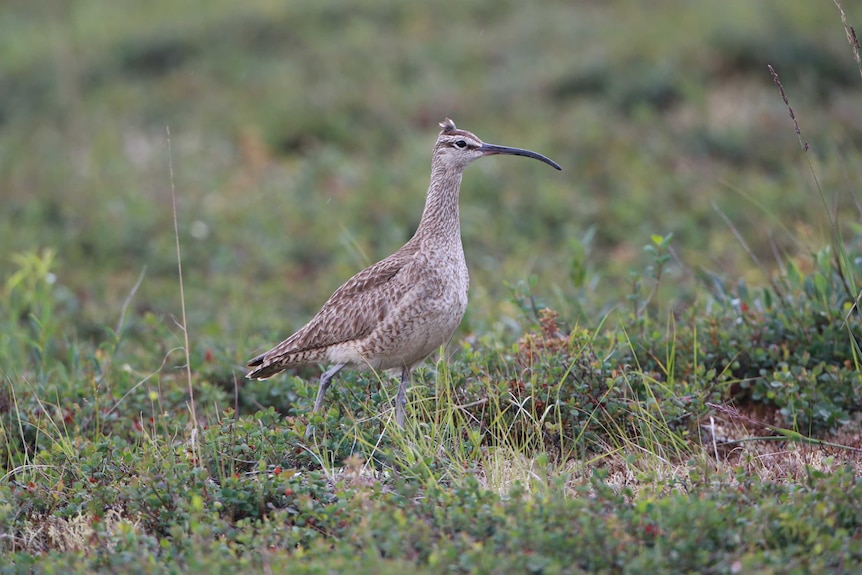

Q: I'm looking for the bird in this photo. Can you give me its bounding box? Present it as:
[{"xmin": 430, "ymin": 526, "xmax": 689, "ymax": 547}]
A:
[{"xmin": 246, "ymin": 118, "xmax": 561, "ymax": 428}]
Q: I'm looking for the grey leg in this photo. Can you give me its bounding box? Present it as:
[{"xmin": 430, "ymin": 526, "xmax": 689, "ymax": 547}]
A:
[
  {"xmin": 306, "ymin": 363, "xmax": 345, "ymax": 439},
  {"xmin": 313, "ymin": 363, "xmax": 345, "ymax": 413},
  {"xmin": 396, "ymin": 367, "xmax": 410, "ymax": 428}
]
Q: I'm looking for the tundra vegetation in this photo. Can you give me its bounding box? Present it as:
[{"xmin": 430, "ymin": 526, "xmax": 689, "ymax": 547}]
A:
[{"xmin": 2, "ymin": 1, "xmax": 861, "ymax": 573}]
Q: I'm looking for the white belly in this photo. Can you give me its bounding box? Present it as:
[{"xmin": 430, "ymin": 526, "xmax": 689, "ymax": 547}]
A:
[
  {"xmin": 325, "ymin": 240, "xmax": 470, "ymax": 372},
  {"xmin": 353, "ymin": 262, "xmax": 469, "ymax": 370}
]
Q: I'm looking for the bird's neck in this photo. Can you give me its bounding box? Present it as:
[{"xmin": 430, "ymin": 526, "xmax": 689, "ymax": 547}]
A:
[{"xmin": 413, "ymin": 165, "xmax": 464, "ymax": 246}]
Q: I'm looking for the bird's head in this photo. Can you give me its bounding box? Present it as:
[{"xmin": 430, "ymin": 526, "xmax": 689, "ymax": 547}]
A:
[{"xmin": 432, "ymin": 118, "xmax": 561, "ymax": 172}]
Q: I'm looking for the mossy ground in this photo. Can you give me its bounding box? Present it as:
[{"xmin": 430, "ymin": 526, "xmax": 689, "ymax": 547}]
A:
[{"xmin": 2, "ymin": 1, "xmax": 862, "ymax": 573}]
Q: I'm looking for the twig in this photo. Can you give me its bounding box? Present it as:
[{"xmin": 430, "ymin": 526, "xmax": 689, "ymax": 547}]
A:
[
  {"xmin": 711, "ymin": 202, "xmax": 761, "ymax": 266},
  {"xmin": 706, "ymin": 402, "xmax": 862, "ymax": 453},
  {"xmin": 711, "ymin": 201, "xmax": 785, "ymax": 301},
  {"xmin": 166, "ymin": 125, "xmax": 200, "ymax": 455},
  {"xmin": 834, "ymin": 0, "xmax": 862, "ymax": 82},
  {"xmin": 767, "ymin": 65, "xmax": 808, "ymax": 152},
  {"xmin": 115, "ymin": 266, "xmax": 147, "ymax": 337},
  {"xmin": 108, "ymin": 347, "xmax": 184, "ymax": 415}
]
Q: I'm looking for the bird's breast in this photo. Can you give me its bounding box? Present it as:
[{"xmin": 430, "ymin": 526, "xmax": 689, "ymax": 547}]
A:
[{"xmin": 351, "ymin": 248, "xmax": 469, "ymax": 371}]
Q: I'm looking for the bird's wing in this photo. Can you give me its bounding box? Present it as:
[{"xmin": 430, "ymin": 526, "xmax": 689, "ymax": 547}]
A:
[{"xmin": 247, "ymin": 247, "xmax": 418, "ymax": 369}]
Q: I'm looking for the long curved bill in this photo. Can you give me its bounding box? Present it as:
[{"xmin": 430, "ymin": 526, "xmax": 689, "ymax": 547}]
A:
[{"xmin": 479, "ymin": 143, "xmax": 562, "ymax": 171}]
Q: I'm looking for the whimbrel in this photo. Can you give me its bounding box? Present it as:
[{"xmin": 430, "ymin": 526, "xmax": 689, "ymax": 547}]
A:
[{"xmin": 247, "ymin": 118, "xmax": 560, "ymax": 427}]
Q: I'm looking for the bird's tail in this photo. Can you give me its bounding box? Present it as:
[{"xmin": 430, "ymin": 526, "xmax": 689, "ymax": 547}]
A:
[{"xmin": 245, "ymin": 354, "xmax": 284, "ymax": 380}]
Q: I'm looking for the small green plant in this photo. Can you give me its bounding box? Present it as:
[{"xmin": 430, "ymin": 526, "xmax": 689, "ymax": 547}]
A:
[
  {"xmin": 2, "ymin": 249, "xmax": 64, "ymax": 376},
  {"xmin": 702, "ymin": 245, "xmax": 862, "ymax": 433},
  {"xmin": 629, "ymin": 233, "xmax": 674, "ymax": 321}
]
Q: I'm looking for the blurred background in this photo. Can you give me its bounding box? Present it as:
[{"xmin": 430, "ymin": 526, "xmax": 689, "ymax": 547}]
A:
[{"xmin": 2, "ymin": 0, "xmax": 860, "ymax": 370}]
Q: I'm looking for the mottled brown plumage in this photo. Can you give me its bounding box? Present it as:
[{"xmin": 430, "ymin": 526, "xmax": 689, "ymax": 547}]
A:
[{"xmin": 247, "ymin": 118, "xmax": 560, "ymax": 427}]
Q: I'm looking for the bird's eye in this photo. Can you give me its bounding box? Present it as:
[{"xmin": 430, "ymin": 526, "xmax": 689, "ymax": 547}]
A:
[{"xmin": 455, "ymin": 140, "xmax": 467, "ymax": 149}]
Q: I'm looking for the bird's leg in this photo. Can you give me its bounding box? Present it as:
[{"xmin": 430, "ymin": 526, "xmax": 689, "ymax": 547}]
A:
[
  {"xmin": 306, "ymin": 364, "xmax": 345, "ymax": 440},
  {"xmin": 396, "ymin": 366, "xmax": 411, "ymax": 428},
  {"xmin": 313, "ymin": 363, "xmax": 345, "ymax": 414}
]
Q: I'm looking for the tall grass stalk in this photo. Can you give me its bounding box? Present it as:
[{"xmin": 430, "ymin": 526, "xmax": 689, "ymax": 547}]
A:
[
  {"xmin": 767, "ymin": 62, "xmax": 862, "ymax": 371},
  {"xmin": 166, "ymin": 126, "xmax": 200, "ymax": 463}
]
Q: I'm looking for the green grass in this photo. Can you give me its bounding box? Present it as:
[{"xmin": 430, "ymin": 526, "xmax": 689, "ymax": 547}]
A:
[{"xmin": 2, "ymin": 0, "xmax": 862, "ymax": 572}]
